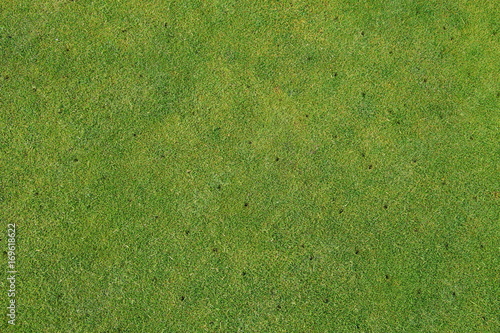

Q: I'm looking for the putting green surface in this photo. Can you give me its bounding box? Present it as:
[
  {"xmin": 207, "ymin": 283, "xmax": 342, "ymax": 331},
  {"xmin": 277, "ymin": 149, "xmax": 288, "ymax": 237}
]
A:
[{"xmin": 1, "ymin": 0, "xmax": 499, "ymax": 332}]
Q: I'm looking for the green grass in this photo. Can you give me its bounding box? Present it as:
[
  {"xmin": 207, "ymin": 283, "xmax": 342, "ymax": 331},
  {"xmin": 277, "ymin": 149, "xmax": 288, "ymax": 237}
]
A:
[{"xmin": 1, "ymin": 0, "xmax": 499, "ymax": 332}]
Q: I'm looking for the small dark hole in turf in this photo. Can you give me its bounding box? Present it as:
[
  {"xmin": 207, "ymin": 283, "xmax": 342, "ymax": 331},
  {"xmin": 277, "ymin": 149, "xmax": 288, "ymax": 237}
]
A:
[
  {"xmin": 300, "ymin": 244, "xmax": 305, "ymax": 248},
  {"xmin": 242, "ymin": 271, "xmax": 246, "ymax": 276},
  {"xmin": 275, "ymin": 157, "xmax": 280, "ymax": 161},
  {"xmin": 361, "ymin": 153, "xmax": 365, "ymax": 157},
  {"xmin": 324, "ymin": 298, "xmax": 329, "ymax": 303},
  {"xmin": 383, "ymin": 205, "xmax": 388, "ymax": 209},
  {"xmin": 412, "ymin": 159, "xmax": 417, "ymax": 163},
  {"xmin": 309, "ymin": 255, "xmax": 314, "ymax": 260},
  {"xmin": 4, "ymin": 76, "xmax": 9, "ymax": 80},
  {"xmin": 452, "ymin": 291, "xmax": 456, "ymax": 297},
  {"xmin": 334, "ymin": 16, "xmax": 339, "ymax": 21},
  {"xmin": 216, "ymin": 185, "xmax": 221, "ymax": 190},
  {"xmin": 154, "ymin": 216, "xmax": 159, "ymax": 219},
  {"xmin": 133, "ymin": 133, "xmax": 137, "ymax": 137},
  {"xmin": 389, "ymin": 50, "xmax": 393, "ymax": 54},
  {"xmin": 185, "ymin": 230, "xmax": 190, "ymax": 235},
  {"xmin": 34, "ymin": 192, "xmax": 39, "ymax": 196},
  {"xmin": 305, "ymin": 114, "xmax": 309, "ymax": 118},
  {"xmin": 277, "ymin": 305, "xmax": 281, "ymax": 309},
  {"xmin": 73, "ymin": 158, "xmax": 78, "ymax": 162},
  {"xmin": 355, "ymin": 249, "xmax": 359, "ymax": 254},
  {"xmin": 244, "ymin": 202, "xmax": 248, "ymax": 207},
  {"xmin": 334, "ymin": 72, "xmax": 338, "ymax": 77},
  {"xmin": 470, "ymin": 136, "xmax": 474, "ymax": 140},
  {"xmin": 339, "ymin": 209, "xmax": 344, "ymax": 214},
  {"xmin": 87, "ymin": 205, "xmax": 91, "ymax": 209},
  {"xmin": 212, "ymin": 248, "xmax": 218, "ymax": 253},
  {"xmin": 480, "ymin": 244, "xmax": 484, "ymax": 249},
  {"xmin": 356, "ymin": 324, "xmax": 360, "ymax": 329},
  {"xmin": 450, "ymin": 37, "xmax": 454, "ymax": 41},
  {"xmin": 368, "ymin": 165, "xmax": 373, "ymax": 169},
  {"xmin": 482, "ymin": 316, "xmax": 486, "ymax": 321},
  {"xmin": 66, "ymin": 48, "xmax": 70, "ymax": 52},
  {"xmin": 361, "ymin": 31, "xmax": 365, "ymax": 36},
  {"xmin": 417, "ymin": 289, "xmax": 422, "ymax": 295},
  {"xmin": 385, "ymin": 274, "xmax": 390, "ymax": 280},
  {"xmin": 248, "ymin": 141, "xmax": 252, "ymax": 144},
  {"xmin": 443, "ymin": 26, "xmax": 446, "ymax": 30},
  {"xmin": 180, "ymin": 296, "xmax": 185, "ymax": 301},
  {"xmin": 423, "ymin": 78, "xmax": 427, "ymax": 83},
  {"xmin": 361, "ymin": 92, "xmax": 366, "ymax": 98}
]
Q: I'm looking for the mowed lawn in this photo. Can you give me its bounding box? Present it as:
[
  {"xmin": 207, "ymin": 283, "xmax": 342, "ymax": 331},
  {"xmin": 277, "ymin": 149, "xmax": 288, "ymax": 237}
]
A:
[{"xmin": 1, "ymin": 0, "xmax": 499, "ymax": 332}]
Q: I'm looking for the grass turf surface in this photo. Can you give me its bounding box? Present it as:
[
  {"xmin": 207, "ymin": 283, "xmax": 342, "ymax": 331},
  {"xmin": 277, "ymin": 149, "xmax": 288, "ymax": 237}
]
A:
[{"xmin": 1, "ymin": 0, "xmax": 499, "ymax": 332}]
